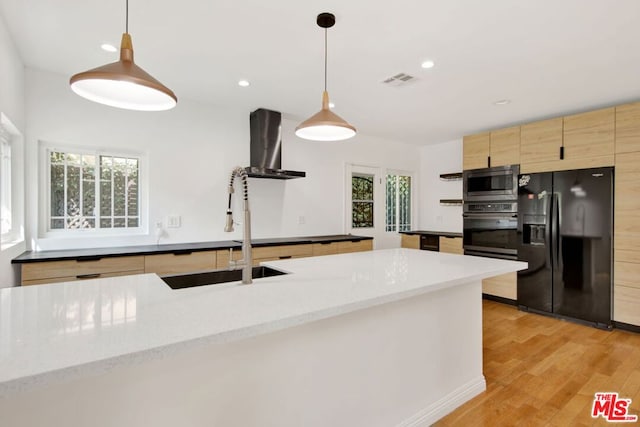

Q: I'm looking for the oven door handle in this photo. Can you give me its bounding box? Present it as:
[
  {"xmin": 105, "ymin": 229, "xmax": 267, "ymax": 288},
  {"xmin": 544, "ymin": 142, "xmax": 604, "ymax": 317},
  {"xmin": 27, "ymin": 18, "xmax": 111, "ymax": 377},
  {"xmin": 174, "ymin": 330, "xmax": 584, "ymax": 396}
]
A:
[
  {"xmin": 464, "ymin": 249, "xmax": 518, "ymax": 261},
  {"xmin": 463, "ymin": 245, "xmax": 517, "ymax": 256},
  {"xmin": 462, "ymin": 214, "xmax": 517, "ymax": 220}
]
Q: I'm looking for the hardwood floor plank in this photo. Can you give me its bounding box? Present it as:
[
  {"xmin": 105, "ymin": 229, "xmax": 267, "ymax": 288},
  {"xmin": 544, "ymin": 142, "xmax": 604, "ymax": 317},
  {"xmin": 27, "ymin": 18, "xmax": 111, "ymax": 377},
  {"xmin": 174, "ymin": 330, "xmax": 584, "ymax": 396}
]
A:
[{"xmin": 435, "ymin": 300, "xmax": 640, "ymax": 426}]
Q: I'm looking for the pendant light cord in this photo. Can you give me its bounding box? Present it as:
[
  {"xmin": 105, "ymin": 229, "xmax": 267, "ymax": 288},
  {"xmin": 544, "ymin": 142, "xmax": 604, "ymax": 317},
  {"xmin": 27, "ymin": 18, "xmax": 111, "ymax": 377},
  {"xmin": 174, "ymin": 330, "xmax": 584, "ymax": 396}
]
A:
[
  {"xmin": 324, "ymin": 28, "xmax": 328, "ymax": 92},
  {"xmin": 125, "ymin": 0, "xmax": 129, "ymax": 33}
]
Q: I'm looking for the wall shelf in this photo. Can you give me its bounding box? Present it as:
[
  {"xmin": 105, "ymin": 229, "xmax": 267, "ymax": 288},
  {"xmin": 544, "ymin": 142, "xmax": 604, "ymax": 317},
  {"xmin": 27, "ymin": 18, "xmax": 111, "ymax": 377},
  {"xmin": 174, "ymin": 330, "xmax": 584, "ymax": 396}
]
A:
[
  {"xmin": 439, "ymin": 172, "xmax": 463, "ymax": 181},
  {"xmin": 439, "ymin": 199, "xmax": 463, "ymax": 206}
]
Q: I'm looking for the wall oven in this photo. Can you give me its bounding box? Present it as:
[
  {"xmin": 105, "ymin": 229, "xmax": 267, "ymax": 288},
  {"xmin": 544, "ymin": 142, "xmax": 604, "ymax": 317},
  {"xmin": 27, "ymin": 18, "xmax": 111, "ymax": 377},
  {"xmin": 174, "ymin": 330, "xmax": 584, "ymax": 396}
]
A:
[
  {"xmin": 463, "ymin": 201, "xmax": 518, "ymax": 260},
  {"xmin": 463, "ymin": 165, "xmax": 519, "ymax": 202}
]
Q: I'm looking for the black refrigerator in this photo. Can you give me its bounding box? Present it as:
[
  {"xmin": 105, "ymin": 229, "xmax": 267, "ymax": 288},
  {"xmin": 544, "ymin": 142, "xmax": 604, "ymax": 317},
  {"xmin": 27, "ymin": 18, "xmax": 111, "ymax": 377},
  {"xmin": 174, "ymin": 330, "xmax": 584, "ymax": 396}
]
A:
[{"xmin": 517, "ymin": 167, "xmax": 613, "ymax": 328}]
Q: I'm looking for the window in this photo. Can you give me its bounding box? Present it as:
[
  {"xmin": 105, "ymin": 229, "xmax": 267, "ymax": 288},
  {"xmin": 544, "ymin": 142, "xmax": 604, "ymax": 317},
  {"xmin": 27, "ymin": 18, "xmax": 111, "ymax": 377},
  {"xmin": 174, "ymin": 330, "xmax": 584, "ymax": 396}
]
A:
[
  {"xmin": 351, "ymin": 173, "xmax": 374, "ymax": 228},
  {"xmin": 0, "ymin": 123, "xmax": 11, "ymax": 237},
  {"xmin": 386, "ymin": 174, "xmax": 412, "ymax": 232},
  {"xmin": 47, "ymin": 148, "xmax": 140, "ymax": 231}
]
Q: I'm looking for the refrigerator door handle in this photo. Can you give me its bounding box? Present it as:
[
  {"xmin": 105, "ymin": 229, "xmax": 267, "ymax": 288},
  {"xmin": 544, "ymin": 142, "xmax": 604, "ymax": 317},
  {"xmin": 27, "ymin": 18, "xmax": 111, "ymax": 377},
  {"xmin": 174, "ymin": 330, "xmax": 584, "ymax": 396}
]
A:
[
  {"xmin": 554, "ymin": 193, "xmax": 562, "ymax": 271},
  {"xmin": 545, "ymin": 193, "xmax": 552, "ymax": 268}
]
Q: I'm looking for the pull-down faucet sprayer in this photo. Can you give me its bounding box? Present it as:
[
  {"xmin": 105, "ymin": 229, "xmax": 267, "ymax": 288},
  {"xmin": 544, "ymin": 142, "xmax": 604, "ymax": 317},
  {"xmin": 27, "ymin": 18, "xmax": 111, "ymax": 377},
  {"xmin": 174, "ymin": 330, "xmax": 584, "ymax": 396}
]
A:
[{"xmin": 224, "ymin": 167, "xmax": 253, "ymax": 284}]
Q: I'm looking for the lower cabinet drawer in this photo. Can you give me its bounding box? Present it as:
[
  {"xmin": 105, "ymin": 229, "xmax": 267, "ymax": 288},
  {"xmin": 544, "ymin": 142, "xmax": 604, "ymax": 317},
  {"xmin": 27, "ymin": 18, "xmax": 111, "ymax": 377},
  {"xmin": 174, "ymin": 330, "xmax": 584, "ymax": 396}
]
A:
[
  {"xmin": 252, "ymin": 244, "xmax": 313, "ymax": 260},
  {"xmin": 337, "ymin": 240, "xmax": 373, "ymax": 253},
  {"xmin": 21, "ymin": 256, "xmax": 145, "ymax": 283},
  {"xmin": 439, "ymin": 236, "xmax": 463, "ymax": 255},
  {"xmin": 482, "ymin": 272, "xmax": 517, "ymax": 300},
  {"xmin": 614, "ymin": 285, "xmax": 640, "ymax": 326},
  {"xmin": 400, "ymin": 235, "xmax": 420, "ymax": 249},
  {"xmin": 144, "ymin": 251, "xmax": 217, "ymax": 275},
  {"xmin": 312, "ymin": 242, "xmax": 340, "ymax": 257},
  {"xmin": 21, "ymin": 270, "xmax": 145, "ymax": 286}
]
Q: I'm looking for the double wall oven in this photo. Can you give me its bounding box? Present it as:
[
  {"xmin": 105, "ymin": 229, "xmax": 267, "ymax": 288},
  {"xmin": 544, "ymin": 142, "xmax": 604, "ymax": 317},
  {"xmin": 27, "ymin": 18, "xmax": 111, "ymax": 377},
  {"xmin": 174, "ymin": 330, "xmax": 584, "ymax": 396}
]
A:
[{"xmin": 463, "ymin": 165, "xmax": 519, "ymax": 260}]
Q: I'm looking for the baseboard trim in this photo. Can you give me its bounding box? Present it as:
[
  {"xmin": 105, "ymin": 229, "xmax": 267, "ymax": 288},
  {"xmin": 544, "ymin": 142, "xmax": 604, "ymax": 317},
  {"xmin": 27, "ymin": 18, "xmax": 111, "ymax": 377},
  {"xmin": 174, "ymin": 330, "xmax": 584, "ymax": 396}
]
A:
[
  {"xmin": 482, "ymin": 293, "xmax": 517, "ymax": 306},
  {"xmin": 395, "ymin": 376, "xmax": 486, "ymax": 427}
]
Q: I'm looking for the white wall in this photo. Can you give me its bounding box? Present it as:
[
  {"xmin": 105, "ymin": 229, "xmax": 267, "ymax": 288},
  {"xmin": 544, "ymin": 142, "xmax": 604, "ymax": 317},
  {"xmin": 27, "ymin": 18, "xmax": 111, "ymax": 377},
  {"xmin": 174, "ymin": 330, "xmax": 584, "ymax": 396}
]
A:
[
  {"xmin": 15, "ymin": 68, "xmax": 421, "ymax": 282},
  {"xmin": 0, "ymin": 13, "xmax": 25, "ymax": 288},
  {"xmin": 418, "ymin": 139, "xmax": 463, "ymax": 233}
]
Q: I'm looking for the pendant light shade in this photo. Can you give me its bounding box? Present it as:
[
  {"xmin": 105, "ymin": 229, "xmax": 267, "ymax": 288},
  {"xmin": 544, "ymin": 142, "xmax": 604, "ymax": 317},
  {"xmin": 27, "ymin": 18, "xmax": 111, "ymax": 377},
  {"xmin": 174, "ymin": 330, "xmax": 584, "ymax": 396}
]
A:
[
  {"xmin": 296, "ymin": 13, "xmax": 356, "ymax": 141},
  {"xmin": 69, "ymin": 2, "xmax": 177, "ymax": 111}
]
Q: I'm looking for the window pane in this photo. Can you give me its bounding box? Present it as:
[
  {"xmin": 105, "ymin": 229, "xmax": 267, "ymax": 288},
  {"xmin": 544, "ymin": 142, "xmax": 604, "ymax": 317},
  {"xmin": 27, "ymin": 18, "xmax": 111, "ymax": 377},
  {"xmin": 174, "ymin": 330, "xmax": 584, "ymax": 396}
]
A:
[
  {"xmin": 113, "ymin": 158, "xmax": 126, "ymax": 216},
  {"xmin": 51, "ymin": 218, "xmax": 64, "ymax": 229},
  {"xmin": 66, "ymin": 165, "xmax": 81, "ymax": 219},
  {"xmin": 127, "ymin": 158, "xmax": 138, "ymax": 216},
  {"xmin": 352, "ymin": 201, "xmax": 373, "ymax": 228},
  {"xmin": 352, "ymin": 174, "xmax": 373, "ymax": 201},
  {"xmin": 386, "ymin": 175, "xmax": 397, "ymax": 232},
  {"xmin": 127, "ymin": 218, "xmax": 139, "ymax": 227},
  {"xmin": 114, "ymin": 218, "xmax": 126, "ymax": 228},
  {"xmin": 100, "ymin": 218, "xmax": 112, "ymax": 228},
  {"xmin": 399, "ymin": 176, "xmax": 411, "ymax": 231},
  {"xmin": 82, "ymin": 155, "xmax": 96, "ymax": 217},
  {"xmin": 50, "ymin": 164, "xmax": 65, "ymax": 217}
]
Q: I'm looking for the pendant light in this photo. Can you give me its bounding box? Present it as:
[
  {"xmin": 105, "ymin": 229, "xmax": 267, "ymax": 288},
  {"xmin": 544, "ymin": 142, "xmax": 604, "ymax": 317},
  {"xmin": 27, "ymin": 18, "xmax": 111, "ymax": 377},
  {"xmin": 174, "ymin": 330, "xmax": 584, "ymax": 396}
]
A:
[
  {"xmin": 295, "ymin": 13, "xmax": 356, "ymax": 141},
  {"xmin": 69, "ymin": 0, "xmax": 177, "ymax": 111}
]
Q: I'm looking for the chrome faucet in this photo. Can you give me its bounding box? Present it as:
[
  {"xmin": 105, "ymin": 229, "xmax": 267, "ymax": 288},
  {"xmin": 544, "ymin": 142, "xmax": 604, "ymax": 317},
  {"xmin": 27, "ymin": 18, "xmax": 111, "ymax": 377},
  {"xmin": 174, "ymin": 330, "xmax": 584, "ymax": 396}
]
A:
[{"xmin": 224, "ymin": 166, "xmax": 253, "ymax": 284}]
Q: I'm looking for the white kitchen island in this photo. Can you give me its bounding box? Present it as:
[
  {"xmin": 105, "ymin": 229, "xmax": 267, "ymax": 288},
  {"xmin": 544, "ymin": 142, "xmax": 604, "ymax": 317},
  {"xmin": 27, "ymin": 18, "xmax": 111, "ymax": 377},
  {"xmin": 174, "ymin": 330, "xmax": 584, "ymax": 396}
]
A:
[{"xmin": 0, "ymin": 248, "xmax": 526, "ymax": 426}]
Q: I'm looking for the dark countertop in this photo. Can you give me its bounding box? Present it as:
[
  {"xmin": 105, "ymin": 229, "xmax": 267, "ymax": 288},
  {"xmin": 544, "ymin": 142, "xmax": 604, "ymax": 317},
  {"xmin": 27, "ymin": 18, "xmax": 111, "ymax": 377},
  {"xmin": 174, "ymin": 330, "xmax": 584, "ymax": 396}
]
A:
[
  {"xmin": 12, "ymin": 235, "xmax": 374, "ymax": 264},
  {"xmin": 399, "ymin": 230, "xmax": 463, "ymax": 238}
]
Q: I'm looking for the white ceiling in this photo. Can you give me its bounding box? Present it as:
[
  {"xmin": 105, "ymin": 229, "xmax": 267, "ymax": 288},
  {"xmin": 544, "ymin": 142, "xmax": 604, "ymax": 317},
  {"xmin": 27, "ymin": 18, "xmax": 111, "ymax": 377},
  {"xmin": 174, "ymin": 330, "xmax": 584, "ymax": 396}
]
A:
[{"xmin": 1, "ymin": 0, "xmax": 640, "ymax": 145}]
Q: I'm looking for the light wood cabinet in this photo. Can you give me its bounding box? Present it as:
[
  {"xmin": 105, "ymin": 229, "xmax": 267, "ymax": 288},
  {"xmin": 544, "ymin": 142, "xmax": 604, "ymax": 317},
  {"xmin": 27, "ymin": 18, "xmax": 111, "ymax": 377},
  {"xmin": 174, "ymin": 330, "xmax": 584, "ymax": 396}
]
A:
[
  {"xmin": 563, "ymin": 107, "xmax": 614, "ymax": 168},
  {"xmin": 463, "ymin": 133, "xmax": 490, "ymax": 170},
  {"xmin": 336, "ymin": 240, "xmax": 373, "ymax": 253},
  {"xmin": 312, "ymin": 242, "xmax": 340, "ymax": 257},
  {"xmin": 216, "ymin": 248, "xmax": 243, "ymax": 269},
  {"xmin": 520, "ymin": 117, "xmax": 563, "ymax": 173},
  {"xmin": 21, "ymin": 256, "xmax": 145, "ymax": 286},
  {"xmin": 144, "ymin": 251, "xmax": 217, "ymax": 275},
  {"xmin": 463, "ymin": 129, "xmax": 519, "ymax": 171},
  {"xmin": 482, "ymin": 272, "xmax": 517, "ymax": 300},
  {"xmin": 616, "ymin": 102, "xmax": 640, "ymax": 154},
  {"xmin": 252, "ymin": 244, "xmax": 313, "ymax": 265},
  {"xmin": 489, "ymin": 126, "xmax": 520, "ymax": 167},
  {"xmin": 401, "ymin": 234, "xmax": 420, "ymax": 249},
  {"xmin": 438, "ymin": 236, "xmax": 463, "ymax": 255}
]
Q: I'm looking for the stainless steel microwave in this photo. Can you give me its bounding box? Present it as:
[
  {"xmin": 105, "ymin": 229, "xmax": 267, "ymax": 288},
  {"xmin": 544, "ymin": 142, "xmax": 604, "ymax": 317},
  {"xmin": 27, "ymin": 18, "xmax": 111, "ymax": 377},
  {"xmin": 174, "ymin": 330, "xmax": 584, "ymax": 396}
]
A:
[{"xmin": 463, "ymin": 165, "xmax": 519, "ymax": 202}]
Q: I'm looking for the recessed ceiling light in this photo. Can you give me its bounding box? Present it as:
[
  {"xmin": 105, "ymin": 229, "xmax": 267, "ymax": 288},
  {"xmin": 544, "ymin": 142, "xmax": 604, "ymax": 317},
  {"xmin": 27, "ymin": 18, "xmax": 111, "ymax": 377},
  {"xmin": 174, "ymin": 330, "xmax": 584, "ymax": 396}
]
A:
[
  {"xmin": 100, "ymin": 43, "xmax": 117, "ymax": 53},
  {"xmin": 238, "ymin": 80, "xmax": 250, "ymax": 87},
  {"xmin": 421, "ymin": 60, "xmax": 435, "ymax": 69},
  {"xmin": 329, "ymin": 102, "xmax": 335, "ymax": 109},
  {"xmin": 494, "ymin": 99, "xmax": 511, "ymax": 105}
]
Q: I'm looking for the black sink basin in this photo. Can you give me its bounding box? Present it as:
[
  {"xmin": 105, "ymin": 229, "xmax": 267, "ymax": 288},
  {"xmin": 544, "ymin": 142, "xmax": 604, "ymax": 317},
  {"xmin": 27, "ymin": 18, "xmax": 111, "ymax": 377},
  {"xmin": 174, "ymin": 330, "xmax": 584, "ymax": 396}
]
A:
[{"xmin": 161, "ymin": 266, "xmax": 288, "ymax": 289}]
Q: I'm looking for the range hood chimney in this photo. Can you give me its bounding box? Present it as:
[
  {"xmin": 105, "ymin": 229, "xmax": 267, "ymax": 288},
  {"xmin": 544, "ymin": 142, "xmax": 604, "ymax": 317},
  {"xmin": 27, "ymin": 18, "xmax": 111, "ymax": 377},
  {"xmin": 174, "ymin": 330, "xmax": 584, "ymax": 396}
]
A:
[{"xmin": 245, "ymin": 108, "xmax": 306, "ymax": 179}]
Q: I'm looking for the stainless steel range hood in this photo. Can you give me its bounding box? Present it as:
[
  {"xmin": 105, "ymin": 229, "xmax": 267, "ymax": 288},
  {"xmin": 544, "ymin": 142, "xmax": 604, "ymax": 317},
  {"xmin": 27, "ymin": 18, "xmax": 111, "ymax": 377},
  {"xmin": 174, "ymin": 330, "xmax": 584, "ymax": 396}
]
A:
[{"xmin": 245, "ymin": 108, "xmax": 306, "ymax": 179}]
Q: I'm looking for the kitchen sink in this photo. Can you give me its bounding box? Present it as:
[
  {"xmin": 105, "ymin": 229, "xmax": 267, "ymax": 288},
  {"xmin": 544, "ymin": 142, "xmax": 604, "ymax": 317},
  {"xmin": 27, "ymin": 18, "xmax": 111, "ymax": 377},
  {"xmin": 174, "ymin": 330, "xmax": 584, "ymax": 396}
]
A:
[{"xmin": 161, "ymin": 266, "xmax": 288, "ymax": 289}]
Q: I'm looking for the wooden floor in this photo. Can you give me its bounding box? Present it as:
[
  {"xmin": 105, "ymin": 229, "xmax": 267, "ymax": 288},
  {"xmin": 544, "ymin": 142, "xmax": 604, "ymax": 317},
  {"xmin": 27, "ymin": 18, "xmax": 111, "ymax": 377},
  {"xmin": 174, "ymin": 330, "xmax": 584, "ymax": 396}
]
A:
[{"xmin": 436, "ymin": 300, "xmax": 640, "ymax": 426}]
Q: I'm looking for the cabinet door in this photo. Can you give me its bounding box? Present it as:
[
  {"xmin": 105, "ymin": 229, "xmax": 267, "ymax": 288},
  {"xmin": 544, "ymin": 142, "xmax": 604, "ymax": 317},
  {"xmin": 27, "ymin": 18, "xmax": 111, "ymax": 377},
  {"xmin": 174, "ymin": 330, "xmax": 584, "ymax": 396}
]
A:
[
  {"xmin": 144, "ymin": 251, "xmax": 217, "ymax": 275},
  {"xmin": 482, "ymin": 272, "xmax": 517, "ymax": 300},
  {"xmin": 21, "ymin": 256, "xmax": 145, "ymax": 284},
  {"xmin": 520, "ymin": 118, "xmax": 563, "ymax": 173},
  {"xmin": 337, "ymin": 240, "xmax": 373, "ymax": 253},
  {"xmin": 401, "ymin": 234, "xmax": 420, "ymax": 249},
  {"xmin": 438, "ymin": 236, "xmax": 463, "ymax": 254},
  {"xmin": 463, "ymin": 133, "xmax": 490, "ymax": 171},
  {"xmin": 312, "ymin": 242, "xmax": 339, "ymax": 256},
  {"xmin": 614, "ymin": 152, "xmax": 640, "ymax": 263},
  {"xmin": 616, "ymin": 102, "xmax": 640, "ymax": 154},
  {"xmin": 614, "ymin": 262, "xmax": 640, "ymax": 325},
  {"xmin": 489, "ymin": 126, "xmax": 520, "ymax": 167},
  {"xmin": 22, "ymin": 270, "xmax": 145, "ymax": 286},
  {"xmin": 563, "ymin": 107, "xmax": 614, "ymax": 168}
]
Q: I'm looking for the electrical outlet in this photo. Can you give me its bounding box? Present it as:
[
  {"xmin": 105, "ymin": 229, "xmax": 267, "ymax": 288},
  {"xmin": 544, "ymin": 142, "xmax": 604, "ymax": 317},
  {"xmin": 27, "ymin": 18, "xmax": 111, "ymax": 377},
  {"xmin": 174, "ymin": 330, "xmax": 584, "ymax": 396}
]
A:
[{"xmin": 167, "ymin": 215, "xmax": 181, "ymax": 228}]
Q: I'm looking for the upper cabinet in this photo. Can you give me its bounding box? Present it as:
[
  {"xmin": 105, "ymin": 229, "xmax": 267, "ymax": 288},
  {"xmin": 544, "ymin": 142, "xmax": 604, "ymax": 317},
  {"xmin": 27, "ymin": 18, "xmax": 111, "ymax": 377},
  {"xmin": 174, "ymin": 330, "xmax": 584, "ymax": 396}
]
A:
[
  {"xmin": 519, "ymin": 108, "xmax": 614, "ymax": 173},
  {"xmin": 520, "ymin": 118, "xmax": 563, "ymax": 173},
  {"xmin": 463, "ymin": 126, "xmax": 520, "ymax": 171},
  {"xmin": 463, "ymin": 132, "xmax": 490, "ymax": 170},
  {"xmin": 563, "ymin": 107, "xmax": 614, "ymax": 168},
  {"xmin": 616, "ymin": 102, "xmax": 640, "ymax": 154}
]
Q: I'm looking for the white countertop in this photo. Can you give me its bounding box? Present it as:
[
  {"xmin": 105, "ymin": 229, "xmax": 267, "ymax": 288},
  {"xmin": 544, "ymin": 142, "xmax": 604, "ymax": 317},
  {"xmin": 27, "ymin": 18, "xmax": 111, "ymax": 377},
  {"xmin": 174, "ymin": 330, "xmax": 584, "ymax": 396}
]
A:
[{"xmin": 0, "ymin": 248, "xmax": 526, "ymax": 397}]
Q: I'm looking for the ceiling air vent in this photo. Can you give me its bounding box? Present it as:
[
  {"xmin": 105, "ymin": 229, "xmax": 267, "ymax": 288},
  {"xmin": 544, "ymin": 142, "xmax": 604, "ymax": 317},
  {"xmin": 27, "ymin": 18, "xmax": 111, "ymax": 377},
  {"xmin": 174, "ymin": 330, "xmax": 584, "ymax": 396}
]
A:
[{"xmin": 382, "ymin": 73, "xmax": 416, "ymax": 87}]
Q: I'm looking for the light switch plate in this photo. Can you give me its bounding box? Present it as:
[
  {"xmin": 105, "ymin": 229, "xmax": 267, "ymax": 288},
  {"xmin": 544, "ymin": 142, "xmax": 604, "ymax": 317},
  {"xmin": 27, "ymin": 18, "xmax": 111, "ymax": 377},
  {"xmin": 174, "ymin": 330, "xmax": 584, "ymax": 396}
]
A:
[{"xmin": 167, "ymin": 215, "xmax": 181, "ymax": 228}]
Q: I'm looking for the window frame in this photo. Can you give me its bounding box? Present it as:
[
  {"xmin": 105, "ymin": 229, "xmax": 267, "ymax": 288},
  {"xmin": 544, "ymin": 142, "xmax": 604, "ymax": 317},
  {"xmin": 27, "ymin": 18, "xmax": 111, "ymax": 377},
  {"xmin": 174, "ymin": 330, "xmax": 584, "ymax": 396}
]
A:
[
  {"xmin": 0, "ymin": 113, "xmax": 23, "ymax": 249},
  {"xmin": 39, "ymin": 141, "xmax": 147, "ymax": 238},
  {"xmin": 385, "ymin": 169, "xmax": 415, "ymax": 233}
]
